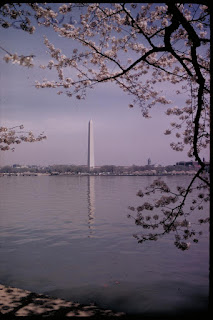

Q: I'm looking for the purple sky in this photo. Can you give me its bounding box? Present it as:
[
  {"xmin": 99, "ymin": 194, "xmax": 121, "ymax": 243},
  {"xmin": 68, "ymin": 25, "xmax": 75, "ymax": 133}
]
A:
[{"xmin": 0, "ymin": 6, "xmax": 209, "ymax": 167}]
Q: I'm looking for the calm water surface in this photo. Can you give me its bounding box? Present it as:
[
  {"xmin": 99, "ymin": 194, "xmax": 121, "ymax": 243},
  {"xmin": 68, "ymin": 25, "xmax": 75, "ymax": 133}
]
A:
[{"xmin": 0, "ymin": 175, "xmax": 209, "ymax": 315}]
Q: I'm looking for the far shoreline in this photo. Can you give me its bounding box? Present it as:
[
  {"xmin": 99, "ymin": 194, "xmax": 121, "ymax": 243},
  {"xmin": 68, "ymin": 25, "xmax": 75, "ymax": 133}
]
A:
[{"xmin": 0, "ymin": 171, "xmax": 202, "ymax": 177}]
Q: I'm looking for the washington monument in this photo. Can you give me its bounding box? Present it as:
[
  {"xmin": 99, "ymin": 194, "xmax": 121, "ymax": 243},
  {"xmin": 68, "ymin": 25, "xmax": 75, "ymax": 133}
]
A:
[{"xmin": 88, "ymin": 120, "xmax": 94, "ymax": 170}]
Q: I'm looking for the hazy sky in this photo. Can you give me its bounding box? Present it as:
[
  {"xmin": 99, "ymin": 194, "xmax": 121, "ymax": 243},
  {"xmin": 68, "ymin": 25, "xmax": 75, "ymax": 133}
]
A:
[{"xmin": 0, "ymin": 4, "xmax": 209, "ymax": 167}]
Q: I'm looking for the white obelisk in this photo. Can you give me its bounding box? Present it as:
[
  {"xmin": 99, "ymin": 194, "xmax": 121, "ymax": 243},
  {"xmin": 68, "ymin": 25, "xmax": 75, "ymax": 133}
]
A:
[{"xmin": 88, "ymin": 120, "xmax": 94, "ymax": 170}]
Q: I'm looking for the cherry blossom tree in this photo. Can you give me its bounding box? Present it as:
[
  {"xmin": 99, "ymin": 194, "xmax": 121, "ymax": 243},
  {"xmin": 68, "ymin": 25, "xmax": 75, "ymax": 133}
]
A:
[{"xmin": 0, "ymin": 2, "xmax": 210, "ymax": 250}]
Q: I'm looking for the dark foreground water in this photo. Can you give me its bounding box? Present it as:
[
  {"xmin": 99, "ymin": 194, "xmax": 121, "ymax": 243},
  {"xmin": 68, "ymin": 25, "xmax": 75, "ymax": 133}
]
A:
[{"xmin": 0, "ymin": 175, "xmax": 209, "ymax": 316}]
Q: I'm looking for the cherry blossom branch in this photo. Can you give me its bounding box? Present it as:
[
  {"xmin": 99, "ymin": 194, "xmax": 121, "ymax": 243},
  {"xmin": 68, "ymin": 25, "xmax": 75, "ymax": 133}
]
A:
[
  {"xmin": 164, "ymin": 12, "xmax": 193, "ymax": 77},
  {"xmin": 121, "ymin": 4, "xmax": 155, "ymax": 48},
  {"xmin": 0, "ymin": 125, "xmax": 46, "ymax": 151},
  {"xmin": 129, "ymin": 167, "xmax": 209, "ymax": 250}
]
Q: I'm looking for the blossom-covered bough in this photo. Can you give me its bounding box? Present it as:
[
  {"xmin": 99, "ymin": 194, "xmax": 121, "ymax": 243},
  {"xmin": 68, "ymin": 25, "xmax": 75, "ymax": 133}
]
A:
[
  {"xmin": 0, "ymin": 2, "xmax": 210, "ymax": 250},
  {"xmin": 0, "ymin": 4, "xmax": 47, "ymax": 151},
  {"xmin": 0, "ymin": 125, "xmax": 46, "ymax": 152}
]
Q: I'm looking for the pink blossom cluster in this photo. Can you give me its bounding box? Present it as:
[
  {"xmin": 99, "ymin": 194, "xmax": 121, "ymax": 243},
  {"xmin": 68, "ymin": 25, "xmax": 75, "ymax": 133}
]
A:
[
  {"xmin": 0, "ymin": 125, "xmax": 46, "ymax": 151},
  {"xmin": 3, "ymin": 53, "xmax": 34, "ymax": 67}
]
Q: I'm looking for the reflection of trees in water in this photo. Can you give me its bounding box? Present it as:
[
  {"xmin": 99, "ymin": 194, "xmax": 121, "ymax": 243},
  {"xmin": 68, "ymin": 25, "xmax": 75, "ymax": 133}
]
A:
[{"xmin": 87, "ymin": 176, "xmax": 95, "ymax": 238}]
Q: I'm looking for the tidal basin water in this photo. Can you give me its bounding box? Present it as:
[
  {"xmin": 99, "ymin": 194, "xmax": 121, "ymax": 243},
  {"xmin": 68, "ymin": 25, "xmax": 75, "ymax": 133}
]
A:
[{"xmin": 0, "ymin": 175, "xmax": 209, "ymax": 316}]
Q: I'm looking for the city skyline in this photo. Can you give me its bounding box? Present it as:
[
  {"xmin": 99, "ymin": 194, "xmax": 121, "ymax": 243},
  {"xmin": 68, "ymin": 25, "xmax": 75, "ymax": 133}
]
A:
[{"xmin": 1, "ymin": 159, "xmax": 208, "ymax": 169}]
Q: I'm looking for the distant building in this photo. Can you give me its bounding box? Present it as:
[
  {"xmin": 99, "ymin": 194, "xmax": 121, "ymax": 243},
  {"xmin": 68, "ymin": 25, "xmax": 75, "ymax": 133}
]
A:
[
  {"xmin": 148, "ymin": 158, "xmax": 151, "ymax": 165},
  {"xmin": 176, "ymin": 161, "xmax": 192, "ymax": 166},
  {"xmin": 12, "ymin": 164, "xmax": 21, "ymax": 168},
  {"xmin": 176, "ymin": 161, "xmax": 200, "ymax": 168}
]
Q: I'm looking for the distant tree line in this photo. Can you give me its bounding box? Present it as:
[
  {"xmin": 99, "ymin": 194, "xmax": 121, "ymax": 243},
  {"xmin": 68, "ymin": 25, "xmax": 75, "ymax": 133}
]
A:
[{"xmin": 0, "ymin": 163, "xmax": 201, "ymax": 174}]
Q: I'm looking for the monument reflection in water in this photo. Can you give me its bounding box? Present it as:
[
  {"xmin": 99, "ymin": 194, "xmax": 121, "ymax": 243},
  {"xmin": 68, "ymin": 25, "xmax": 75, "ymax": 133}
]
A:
[{"xmin": 87, "ymin": 176, "xmax": 95, "ymax": 238}]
